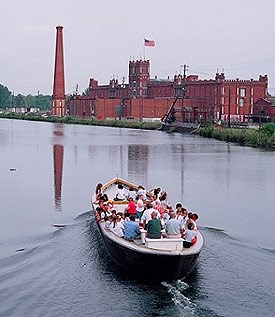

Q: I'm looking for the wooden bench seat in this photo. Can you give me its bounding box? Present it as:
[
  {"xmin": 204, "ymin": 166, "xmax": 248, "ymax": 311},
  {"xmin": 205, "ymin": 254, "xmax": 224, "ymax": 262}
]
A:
[{"xmin": 145, "ymin": 238, "xmax": 184, "ymax": 251}]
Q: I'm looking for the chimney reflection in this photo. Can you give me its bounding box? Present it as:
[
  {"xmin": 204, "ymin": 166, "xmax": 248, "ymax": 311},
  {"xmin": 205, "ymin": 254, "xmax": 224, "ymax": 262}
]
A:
[
  {"xmin": 53, "ymin": 125, "xmax": 64, "ymax": 212},
  {"xmin": 53, "ymin": 144, "xmax": 64, "ymax": 211}
]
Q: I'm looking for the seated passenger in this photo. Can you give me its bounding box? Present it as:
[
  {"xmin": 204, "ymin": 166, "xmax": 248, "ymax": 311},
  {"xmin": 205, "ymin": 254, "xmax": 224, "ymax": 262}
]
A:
[
  {"xmin": 125, "ymin": 197, "xmax": 137, "ymax": 217},
  {"xmin": 185, "ymin": 212, "xmax": 198, "ymax": 231},
  {"xmin": 147, "ymin": 211, "xmax": 162, "ymax": 239},
  {"xmin": 127, "ymin": 186, "xmax": 137, "ymax": 200},
  {"xmin": 183, "ymin": 222, "xmax": 197, "ymax": 248},
  {"xmin": 136, "ymin": 185, "xmax": 147, "ymax": 200},
  {"xmin": 114, "ymin": 184, "xmax": 127, "ymax": 201},
  {"xmin": 108, "ymin": 215, "xmax": 124, "ymax": 238},
  {"xmin": 136, "ymin": 195, "xmax": 145, "ymax": 220},
  {"xmin": 141, "ymin": 203, "xmax": 160, "ymax": 229},
  {"xmin": 190, "ymin": 213, "xmax": 199, "ymax": 230},
  {"xmin": 123, "ymin": 214, "xmax": 140, "ymax": 241},
  {"xmin": 95, "ymin": 206, "xmax": 105, "ymax": 222},
  {"xmin": 165, "ymin": 211, "xmax": 182, "ymax": 239},
  {"xmin": 95, "ymin": 183, "xmax": 103, "ymax": 199}
]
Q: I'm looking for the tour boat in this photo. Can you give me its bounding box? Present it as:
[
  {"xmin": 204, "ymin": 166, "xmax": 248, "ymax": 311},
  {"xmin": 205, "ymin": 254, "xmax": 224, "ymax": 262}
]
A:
[{"xmin": 92, "ymin": 177, "xmax": 204, "ymax": 281}]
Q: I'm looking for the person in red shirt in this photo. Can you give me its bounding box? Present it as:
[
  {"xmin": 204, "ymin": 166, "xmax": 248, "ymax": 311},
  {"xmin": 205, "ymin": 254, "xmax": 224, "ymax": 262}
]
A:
[{"xmin": 125, "ymin": 197, "xmax": 137, "ymax": 218}]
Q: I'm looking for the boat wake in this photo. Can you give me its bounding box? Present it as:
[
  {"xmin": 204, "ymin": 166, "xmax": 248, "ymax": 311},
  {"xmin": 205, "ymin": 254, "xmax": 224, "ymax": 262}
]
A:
[{"xmin": 162, "ymin": 280, "xmax": 197, "ymax": 316}]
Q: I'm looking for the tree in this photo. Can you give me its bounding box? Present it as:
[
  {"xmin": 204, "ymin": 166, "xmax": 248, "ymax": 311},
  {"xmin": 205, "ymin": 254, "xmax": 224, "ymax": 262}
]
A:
[
  {"xmin": 0, "ymin": 84, "xmax": 11, "ymax": 109},
  {"xmin": 25, "ymin": 94, "xmax": 36, "ymax": 108},
  {"xmin": 14, "ymin": 94, "xmax": 25, "ymax": 107}
]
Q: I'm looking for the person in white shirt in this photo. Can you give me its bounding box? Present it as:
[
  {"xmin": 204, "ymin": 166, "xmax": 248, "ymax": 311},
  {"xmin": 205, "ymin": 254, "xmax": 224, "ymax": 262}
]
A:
[
  {"xmin": 115, "ymin": 184, "xmax": 127, "ymax": 201},
  {"xmin": 183, "ymin": 222, "xmax": 197, "ymax": 248},
  {"xmin": 137, "ymin": 185, "xmax": 147, "ymax": 200},
  {"xmin": 107, "ymin": 215, "xmax": 124, "ymax": 237},
  {"xmin": 136, "ymin": 195, "xmax": 145, "ymax": 220},
  {"xmin": 127, "ymin": 186, "xmax": 137, "ymax": 200},
  {"xmin": 141, "ymin": 203, "xmax": 160, "ymax": 228}
]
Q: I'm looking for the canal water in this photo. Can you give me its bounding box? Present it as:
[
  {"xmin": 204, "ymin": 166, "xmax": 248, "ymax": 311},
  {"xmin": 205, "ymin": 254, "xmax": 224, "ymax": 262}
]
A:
[{"xmin": 0, "ymin": 118, "xmax": 274, "ymax": 317}]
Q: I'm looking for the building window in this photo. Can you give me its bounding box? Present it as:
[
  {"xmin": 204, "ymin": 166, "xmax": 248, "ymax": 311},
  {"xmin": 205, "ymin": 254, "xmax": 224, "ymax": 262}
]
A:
[
  {"xmin": 240, "ymin": 88, "xmax": 246, "ymax": 97},
  {"xmin": 239, "ymin": 98, "xmax": 244, "ymax": 107}
]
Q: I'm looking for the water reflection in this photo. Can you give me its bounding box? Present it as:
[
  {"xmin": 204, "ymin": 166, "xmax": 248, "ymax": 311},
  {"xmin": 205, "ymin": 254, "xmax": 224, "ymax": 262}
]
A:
[
  {"xmin": 127, "ymin": 144, "xmax": 149, "ymax": 185},
  {"xmin": 53, "ymin": 124, "xmax": 64, "ymax": 212},
  {"xmin": 53, "ymin": 144, "xmax": 64, "ymax": 211}
]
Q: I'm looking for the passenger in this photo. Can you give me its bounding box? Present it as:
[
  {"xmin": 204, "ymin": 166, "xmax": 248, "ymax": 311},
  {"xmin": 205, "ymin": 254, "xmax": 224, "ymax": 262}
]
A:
[
  {"xmin": 136, "ymin": 194, "xmax": 145, "ymax": 220},
  {"xmin": 141, "ymin": 203, "xmax": 160, "ymax": 229},
  {"xmin": 161, "ymin": 210, "xmax": 170, "ymax": 226},
  {"xmin": 165, "ymin": 211, "xmax": 182, "ymax": 239},
  {"xmin": 111, "ymin": 209, "xmax": 117, "ymax": 217},
  {"xmin": 136, "ymin": 185, "xmax": 147, "ymax": 200},
  {"xmin": 191, "ymin": 213, "xmax": 199, "ymax": 230},
  {"xmin": 95, "ymin": 183, "xmax": 103, "ymax": 197},
  {"xmin": 125, "ymin": 197, "xmax": 137, "ymax": 218},
  {"xmin": 102, "ymin": 193, "xmax": 109, "ymax": 202},
  {"xmin": 127, "ymin": 186, "xmax": 137, "ymax": 200},
  {"xmin": 117, "ymin": 211, "xmax": 125, "ymax": 221},
  {"xmin": 104, "ymin": 215, "xmax": 113, "ymax": 229},
  {"xmin": 185, "ymin": 212, "xmax": 198, "ymax": 231},
  {"xmin": 183, "ymin": 222, "xmax": 197, "ymax": 248},
  {"xmin": 159, "ymin": 191, "xmax": 170, "ymax": 211},
  {"xmin": 161, "ymin": 206, "xmax": 174, "ymax": 225},
  {"xmin": 95, "ymin": 206, "xmax": 105, "ymax": 222},
  {"xmin": 150, "ymin": 187, "xmax": 161, "ymax": 199},
  {"xmin": 108, "ymin": 215, "xmax": 124, "ymax": 237},
  {"xmin": 123, "ymin": 214, "xmax": 140, "ymax": 241},
  {"xmin": 174, "ymin": 206, "xmax": 187, "ymax": 236},
  {"xmin": 146, "ymin": 211, "xmax": 162, "ymax": 239},
  {"xmin": 114, "ymin": 184, "xmax": 127, "ymax": 201}
]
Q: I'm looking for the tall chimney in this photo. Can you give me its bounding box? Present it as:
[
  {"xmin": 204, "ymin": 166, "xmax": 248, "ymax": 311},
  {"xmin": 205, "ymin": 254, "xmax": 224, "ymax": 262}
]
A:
[{"xmin": 52, "ymin": 26, "xmax": 66, "ymax": 116}]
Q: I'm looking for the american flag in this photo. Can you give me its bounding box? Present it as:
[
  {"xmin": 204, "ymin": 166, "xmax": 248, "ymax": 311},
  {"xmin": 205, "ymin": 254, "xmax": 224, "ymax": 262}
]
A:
[{"xmin": 144, "ymin": 38, "xmax": 155, "ymax": 47}]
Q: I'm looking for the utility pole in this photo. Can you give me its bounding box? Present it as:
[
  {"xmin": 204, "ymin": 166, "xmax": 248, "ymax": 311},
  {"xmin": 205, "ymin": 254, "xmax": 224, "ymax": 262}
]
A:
[
  {"xmin": 11, "ymin": 91, "xmax": 14, "ymax": 109},
  {"xmin": 181, "ymin": 64, "xmax": 188, "ymax": 122},
  {"xmin": 37, "ymin": 90, "xmax": 40, "ymax": 109},
  {"xmin": 228, "ymin": 87, "xmax": 231, "ymax": 128}
]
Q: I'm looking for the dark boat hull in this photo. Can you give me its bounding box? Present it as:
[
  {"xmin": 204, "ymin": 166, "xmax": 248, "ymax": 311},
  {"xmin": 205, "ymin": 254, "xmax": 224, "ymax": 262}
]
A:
[{"xmin": 97, "ymin": 222, "xmax": 200, "ymax": 281}]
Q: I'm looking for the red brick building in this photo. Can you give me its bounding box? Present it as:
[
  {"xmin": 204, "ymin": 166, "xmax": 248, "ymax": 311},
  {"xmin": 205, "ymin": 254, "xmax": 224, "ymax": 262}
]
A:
[{"xmin": 69, "ymin": 59, "xmax": 270, "ymax": 122}]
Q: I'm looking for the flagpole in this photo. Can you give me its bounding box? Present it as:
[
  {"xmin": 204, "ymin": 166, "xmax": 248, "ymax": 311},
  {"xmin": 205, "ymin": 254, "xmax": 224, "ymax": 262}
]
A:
[{"xmin": 143, "ymin": 38, "xmax": 145, "ymax": 60}]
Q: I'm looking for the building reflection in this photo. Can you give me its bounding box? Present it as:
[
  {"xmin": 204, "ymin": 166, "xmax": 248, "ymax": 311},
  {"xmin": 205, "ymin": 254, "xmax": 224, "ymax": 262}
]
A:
[
  {"xmin": 53, "ymin": 124, "xmax": 64, "ymax": 211},
  {"xmin": 127, "ymin": 145, "xmax": 149, "ymax": 185}
]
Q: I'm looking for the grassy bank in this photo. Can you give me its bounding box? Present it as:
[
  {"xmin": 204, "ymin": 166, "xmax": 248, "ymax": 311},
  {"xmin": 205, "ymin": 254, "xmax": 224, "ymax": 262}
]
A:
[
  {"xmin": 196, "ymin": 124, "xmax": 275, "ymax": 150},
  {"xmin": 0, "ymin": 113, "xmax": 162, "ymax": 130}
]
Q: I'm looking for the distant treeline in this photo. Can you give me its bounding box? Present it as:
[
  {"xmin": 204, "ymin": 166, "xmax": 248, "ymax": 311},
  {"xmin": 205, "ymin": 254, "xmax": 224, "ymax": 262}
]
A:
[{"xmin": 0, "ymin": 83, "xmax": 52, "ymax": 110}]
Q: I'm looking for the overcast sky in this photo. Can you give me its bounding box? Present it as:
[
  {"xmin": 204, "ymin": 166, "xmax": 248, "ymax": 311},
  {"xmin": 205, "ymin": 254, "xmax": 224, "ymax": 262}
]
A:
[{"xmin": 1, "ymin": 0, "xmax": 275, "ymax": 95}]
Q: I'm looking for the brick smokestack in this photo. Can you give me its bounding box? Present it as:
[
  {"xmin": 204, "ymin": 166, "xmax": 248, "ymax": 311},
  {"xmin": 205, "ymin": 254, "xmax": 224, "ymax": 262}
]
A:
[{"xmin": 52, "ymin": 26, "xmax": 66, "ymax": 116}]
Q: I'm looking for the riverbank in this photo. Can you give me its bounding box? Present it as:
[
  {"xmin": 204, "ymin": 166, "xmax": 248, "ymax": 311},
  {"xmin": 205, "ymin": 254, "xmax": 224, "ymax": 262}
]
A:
[
  {"xmin": 2, "ymin": 113, "xmax": 275, "ymax": 150},
  {"xmin": 196, "ymin": 124, "xmax": 275, "ymax": 150},
  {"xmin": 0, "ymin": 113, "xmax": 161, "ymax": 130}
]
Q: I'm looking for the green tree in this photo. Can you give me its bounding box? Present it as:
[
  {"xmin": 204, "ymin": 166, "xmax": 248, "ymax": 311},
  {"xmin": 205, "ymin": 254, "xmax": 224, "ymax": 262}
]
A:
[
  {"xmin": 25, "ymin": 94, "xmax": 36, "ymax": 108},
  {"xmin": 14, "ymin": 94, "xmax": 25, "ymax": 107},
  {"xmin": 0, "ymin": 84, "xmax": 11, "ymax": 109},
  {"xmin": 36, "ymin": 94, "xmax": 51, "ymax": 110}
]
